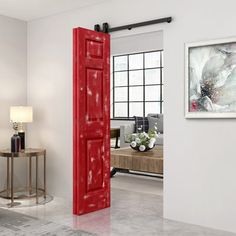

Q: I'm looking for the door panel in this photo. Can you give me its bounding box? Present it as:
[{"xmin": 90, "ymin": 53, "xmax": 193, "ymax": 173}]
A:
[{"xmin": 73, "ymin": 27, "xmax": 110, "ymax": 215}]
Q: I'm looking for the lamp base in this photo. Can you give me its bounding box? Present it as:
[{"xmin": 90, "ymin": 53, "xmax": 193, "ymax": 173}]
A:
[
  {"xmin": 11, "ymin": 134, "xmax": 21, "ymax": 152},
  {"xmin": 18, "ymin": 131, "xmax": 25, "ymax": 150}
]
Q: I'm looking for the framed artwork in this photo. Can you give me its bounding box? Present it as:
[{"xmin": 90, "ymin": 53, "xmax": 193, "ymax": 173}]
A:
[{"xmin": 185, "ymin": 37, "xmax": 236, "ymax": 118}]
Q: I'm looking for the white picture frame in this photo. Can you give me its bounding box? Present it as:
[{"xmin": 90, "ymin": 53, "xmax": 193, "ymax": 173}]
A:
[{"xmin": 185, "ymin": 37, "xmax": 236, "ymax": 118}]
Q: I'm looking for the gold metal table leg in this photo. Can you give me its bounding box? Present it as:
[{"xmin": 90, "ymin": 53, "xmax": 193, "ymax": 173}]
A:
[
  {"xmin": 36, "ymin": 155, "xmax": 38, "ymax": 204},
  {"xmin": 11, "ymin": 156, "xmax": 14, "ymax": 206},
  {"xmin": 44, "ymin": 151, "xmax": 46, "ymax": 199},
  {"xmin": 7, "ymin": 157, "xmax": 9, "ymax": 197},
  {"xmin": 29, "ymin": 156, "xmax": 32, "ymax": 195}
]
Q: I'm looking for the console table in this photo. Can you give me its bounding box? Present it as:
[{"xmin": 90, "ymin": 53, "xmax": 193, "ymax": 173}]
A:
[
  {"xmin": 110, "ymin": 128, "xmax": 120, "ymax": 149},
  {"xmin": 0, "ymin": 148, "xmax": 46, "ymax": 207}
]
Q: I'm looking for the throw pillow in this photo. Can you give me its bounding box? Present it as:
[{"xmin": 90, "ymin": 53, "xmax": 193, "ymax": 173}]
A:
[
  {"xmin": 147, "ymin": 113, "xmax": 158, "ymax": 118},
  {"xmin": 157, "ymin": 114, "xmax": 163, "ymax": 133},
  {"xmin": 148, "ymin": 116, "xmax": 158, "ymax": 133},
  {"xmin": 148, "ymin": 115, "xmax": 163, "ymax": 134},
  {"xmin": 134, "ymin": 116, "xmax": 149, "ymax": 133}
]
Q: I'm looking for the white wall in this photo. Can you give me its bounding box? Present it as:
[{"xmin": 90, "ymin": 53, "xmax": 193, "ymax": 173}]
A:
[
  {"xmin": 111, "ymin": 30, "xmax": 163, "ymax": 55},
  {"xmin": 27, "ymin": 0, "xmax": 236, "ymax": 233},
  {"xmin": 164, "ymin": 0, "xmax": 236, "ymax": 233},
  {"xmin": 0, "ymin": 15, "xmax": 27, "ymax": 188}
]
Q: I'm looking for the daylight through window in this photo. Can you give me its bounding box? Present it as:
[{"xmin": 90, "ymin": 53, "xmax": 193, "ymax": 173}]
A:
[{"xmin": 111, "ymin": 50, "xmax": 163, "ymax": 119}]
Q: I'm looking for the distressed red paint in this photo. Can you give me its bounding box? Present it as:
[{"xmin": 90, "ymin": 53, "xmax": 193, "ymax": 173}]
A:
[{"xmin": 73, "ymin": 27, "xmax": 110, "ymax": 215}]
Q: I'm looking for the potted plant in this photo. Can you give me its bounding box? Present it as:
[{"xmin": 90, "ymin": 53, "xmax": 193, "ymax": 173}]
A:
[{"xmin": 127, "ymin": 125, "xmax": 158, "ymax": 152}]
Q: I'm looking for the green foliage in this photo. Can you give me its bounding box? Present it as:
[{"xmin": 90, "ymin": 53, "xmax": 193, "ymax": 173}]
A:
[{"xmin": 127, "ymin": 128, "xmax": 157, "ymax": 147}]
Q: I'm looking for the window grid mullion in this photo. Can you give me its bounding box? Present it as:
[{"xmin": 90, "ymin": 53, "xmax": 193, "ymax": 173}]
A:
[
  {"xmin": 113, "ymin": 67, "xmax": 163, "ymax": 73},
  {"xmin": 114, "ymin": 83, "xmax": 163, "ymax": 88},
  {"xmin": 114, "ymin": 100, "xmax": 162, "ymax": 103}
]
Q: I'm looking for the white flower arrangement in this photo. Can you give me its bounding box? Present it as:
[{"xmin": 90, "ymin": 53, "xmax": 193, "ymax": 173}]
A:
[{"xmin": 127, "ymin": 125, "xmax": 158, "ymax": 152}]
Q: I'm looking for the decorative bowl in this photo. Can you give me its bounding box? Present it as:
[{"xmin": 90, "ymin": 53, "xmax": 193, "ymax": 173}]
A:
[{"xmin": 130, "ymin": 144, "xmax": 155, "ymax": 152}]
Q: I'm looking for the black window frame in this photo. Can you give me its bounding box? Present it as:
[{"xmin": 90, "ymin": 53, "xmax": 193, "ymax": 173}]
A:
[{"xmin": 111, "ymin": 50, "xmax": 163, "ymax": 120}]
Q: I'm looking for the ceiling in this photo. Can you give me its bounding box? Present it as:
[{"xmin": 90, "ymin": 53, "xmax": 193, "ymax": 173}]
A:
[{"xmin": 0, "ymin": 0, "xmax": 105, "ymax": 21}]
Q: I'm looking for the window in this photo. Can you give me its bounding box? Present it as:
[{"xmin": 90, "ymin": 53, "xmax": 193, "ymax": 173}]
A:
[{"xmin": 111, "ymin": 50, "xmax": 163, "ymax": 119}]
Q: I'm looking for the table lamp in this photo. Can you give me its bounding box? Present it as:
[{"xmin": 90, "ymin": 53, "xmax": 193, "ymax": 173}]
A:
[{"xmin": 10, "ymin": 106, "xmax": 33, "ymax": 150}]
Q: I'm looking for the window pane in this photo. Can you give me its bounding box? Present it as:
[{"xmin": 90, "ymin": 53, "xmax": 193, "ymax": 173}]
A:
[
  {"xmin": 110, "ymin": 103, "xmax": 113, "ymax": 118},
  {"xmin": 129, "ymin": 54, "xmax": 143, "ymax": 70},
  {"xmin": 130, "ymin": 102, "xmax": 143, "ymax": 117},
  {"xmin": 145, "ymin": 51, "xmax": 161, "ymax": 68},
  {"xmin": 161, "ymin": 69, "xmax": 163, "ymax": 83},
  {"xmin": 115, "ymin": 87, "xmax": 127, "ymax": 101},
  {"xmin": 145, "ymin": 69, "xmax": 160, "ymax": 85},
  {"xmin": 110, "ymin": 79, "xmax": 113, "ymax": 98},
  {"xmin": 161, "ymin": 51, "xmax": 163, "ymax": 67},
  {"xmin": 129, "ymin": 70, "xmax": 143, "ymax": 85},
  {"xmin": 130, "ymin": 86, "xmax": 143, "ymax": 101},
  {"xmin": 145, "ymin": 85, "xmax": 160, "ymax": 101},
  {"xmin": 114, "ymin": 56, "xmax": 127, "ymax": 71},
  {"xmin": 114, "ymin": 72, "xmax": 127, "ymax": 86},
  {"xmin": 114, "ymin": 103, "xmax": 127, "ymax": 117},
  {"xmin": 110, "ymin": 86, "xmax": 113, "ymax": 118},
  {"xmin": 145, "ymin": 102, "xmax": 160, "ymax": 116},
  {"xmin": 161, "ymin": 85, "xmax": 163, "ymax": 101}
]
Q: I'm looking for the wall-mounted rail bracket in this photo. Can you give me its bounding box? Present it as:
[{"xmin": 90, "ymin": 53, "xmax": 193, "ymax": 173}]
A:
[{"xmin": 94, "ymin": 17, "xmax": 172, "ymax": 33}]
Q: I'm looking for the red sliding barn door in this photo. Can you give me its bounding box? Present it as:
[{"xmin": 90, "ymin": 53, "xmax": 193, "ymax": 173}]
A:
[{"xmin": 73, "ymin": 27, "xmax": 110, "ymax": 215}]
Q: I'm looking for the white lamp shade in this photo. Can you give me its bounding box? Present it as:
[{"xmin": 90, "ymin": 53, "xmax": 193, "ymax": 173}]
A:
[{"xmin": 10, "ymin": 106, "xmax": 33, "ymax": 123}]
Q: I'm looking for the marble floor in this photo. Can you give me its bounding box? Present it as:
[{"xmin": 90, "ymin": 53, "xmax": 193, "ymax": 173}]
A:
[{"xmin": 2, "ymin": 173, "xmax": 236, "ymax": 236}]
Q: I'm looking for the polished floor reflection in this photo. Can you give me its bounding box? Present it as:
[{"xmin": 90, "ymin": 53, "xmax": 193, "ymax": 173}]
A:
[{"xmin": 4, "ymin": 173, "xmax": 236, "ymax": 236}]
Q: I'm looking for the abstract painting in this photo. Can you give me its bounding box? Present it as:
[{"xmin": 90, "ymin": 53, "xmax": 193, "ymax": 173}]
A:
[{"xmin": 185, "ymin": 37, "xmax": 236, "ymax": 118}]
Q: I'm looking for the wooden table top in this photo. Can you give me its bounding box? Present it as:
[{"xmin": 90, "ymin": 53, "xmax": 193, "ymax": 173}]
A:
[
  {"xmin": 111, "ymin": 146, "xmax": 163, "ymax": 159},
  {"xmin": 0, "ymin": 148, "xmax": 46, "ymax": 158},
  {"xmin": 110, "ymin": 128, "xmax": 120, "ymax": 138},
  {"xmin": 110, "ymin": 128, "xmax": 120, "ymax": 131}
]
